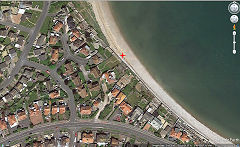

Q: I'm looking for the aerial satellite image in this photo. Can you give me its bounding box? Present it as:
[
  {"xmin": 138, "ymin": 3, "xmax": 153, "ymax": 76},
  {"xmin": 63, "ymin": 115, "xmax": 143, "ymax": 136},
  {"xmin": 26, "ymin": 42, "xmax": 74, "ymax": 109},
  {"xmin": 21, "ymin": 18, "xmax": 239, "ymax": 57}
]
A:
[{"xmin": 0, "ymin": 1, "xmax": 239, "ymax": 146}]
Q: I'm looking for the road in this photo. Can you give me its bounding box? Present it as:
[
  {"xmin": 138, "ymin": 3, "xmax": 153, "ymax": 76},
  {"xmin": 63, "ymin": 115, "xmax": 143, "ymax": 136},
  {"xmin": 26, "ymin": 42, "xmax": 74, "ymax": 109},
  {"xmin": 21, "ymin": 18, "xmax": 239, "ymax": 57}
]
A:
[
  {"xmin": 0, "ymin": 1, "xmax": 175, "ymax": 145},
  {"xmin": 0, "ymin": 1, "xmax": 50, "ymax": 91},
  {"xmin": 0, "ymin": 120, "xmax": 174, "ymax": 145},
  {"xmin": 0, "ymin": 21, "xmax": 33, "ymax": 34}
]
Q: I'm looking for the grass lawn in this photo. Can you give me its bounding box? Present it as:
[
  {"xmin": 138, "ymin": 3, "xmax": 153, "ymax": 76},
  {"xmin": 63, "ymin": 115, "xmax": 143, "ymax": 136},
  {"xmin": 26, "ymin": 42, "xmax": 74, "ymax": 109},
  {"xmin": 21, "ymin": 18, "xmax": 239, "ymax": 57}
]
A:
[
  {"xmin": 29, "ymin": 57, "xmax": 39, "ymax": 63},
  {"xmin": 99, "ymin": 101, "xmax": 113, "ymax": 120},
  {"xmin": 126, "ymin": 91, "xmax": 142, "ymax": 107},
  {"xmin": 32, "ymin": 1, "xmax": 43, "ymax": 9},
  {"xmin": 19, "ymin": 31, "xmax": 29, "ymax": 38},
  {"xmin": 2, "ymin": 37, "xmax": 11, "ymax": 45},
  {"xmin": 122, "ymin": 85, "xmax": 132, "ymax": 96},
  {"xmin": 78, "ymin": 72, "xmax": 85, "ymax": 83},
  {"xmin": 49, "ymin": 1, "xmax": 68, "ymax": 13},
  {"xmin": 20, "ymin": 10, "xmax": 41, "ymax": 28},
  {"xmin": 28, "ymin": 90, "xmax": 38, "ymax": 104},
  {"xmin": 40, "ymin": 16, "xmax": 53, "ymax": 35},
  {"xmin": 98, "ymin": 56, "xmax": 120, "ymax": 73}
]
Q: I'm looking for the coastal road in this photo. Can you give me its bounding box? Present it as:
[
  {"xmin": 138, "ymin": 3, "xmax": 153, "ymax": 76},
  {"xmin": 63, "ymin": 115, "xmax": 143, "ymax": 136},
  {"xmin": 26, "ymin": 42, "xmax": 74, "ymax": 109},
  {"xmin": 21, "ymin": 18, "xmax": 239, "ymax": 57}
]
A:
[
  {"xmin": 0, "ymin": 1, "xmax": 50, "ymax": 91},
  {"xmin": 0, "ymin": 120, "xmax": 174, "ymax": 145}
]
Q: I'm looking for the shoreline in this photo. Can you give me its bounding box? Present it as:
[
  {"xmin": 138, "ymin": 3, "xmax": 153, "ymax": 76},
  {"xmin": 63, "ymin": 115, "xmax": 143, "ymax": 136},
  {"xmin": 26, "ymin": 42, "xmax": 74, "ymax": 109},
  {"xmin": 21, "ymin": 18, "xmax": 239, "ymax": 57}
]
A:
[{"xmin": 91, "ymin": 1, "xmax": 233, "ymax": 145}]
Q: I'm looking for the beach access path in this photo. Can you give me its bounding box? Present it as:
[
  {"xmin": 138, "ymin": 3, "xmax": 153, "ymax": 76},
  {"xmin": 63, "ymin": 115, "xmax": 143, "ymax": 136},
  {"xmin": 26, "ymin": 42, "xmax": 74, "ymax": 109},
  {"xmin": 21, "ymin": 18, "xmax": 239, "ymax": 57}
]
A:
[{"xmin": 91, "ymin": 1, "xmax": 233, "ymax": 145}]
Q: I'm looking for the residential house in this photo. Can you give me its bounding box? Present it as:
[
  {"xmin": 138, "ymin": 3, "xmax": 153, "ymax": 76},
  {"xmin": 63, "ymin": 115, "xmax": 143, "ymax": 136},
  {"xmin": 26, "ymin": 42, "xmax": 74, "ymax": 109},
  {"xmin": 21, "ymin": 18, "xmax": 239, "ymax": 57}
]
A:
[
  {"xmin": 73, "ymin": 39, "xmax": 84, "ymax": 49},
  {"xmin": 29, "ymin": 103, "xmax": 43, "ymax": 125},
  {"xmin": 140, "ymin": 112, "xmax": 154, "ymax": 125},
  {"xmin": 80, "ymin": 106, "xmax": 92, "ymax": 115},
  {"xmin": 81, "ymin": 132, "xmax": 94, "ymax": 144},
  {"xmin": 101, "ymin": 71, "xmax": 116, "ymax": 84},
  {"xmin": 53, "ymin": 21, "xmax": 63, "ymax": 32},
  {"xmin": 39, "ymin": 53, "xmax": 47, "ymax": 61},
  {"xmin": 71, "ymin": 72, "xmax": 81, "ymax": 87},
  {"xmin": 9, "ymin": 48, "xmax": 17, "ymax": 58},
  {"xmin": 77, "ymin": 86, "xmax": 88, "ymax": 98},
  {"xmin": 129, "ymin": 107, "xmax": 143, "ymax": 122},
  {"xmin": 0, "ymin": 29, "xmax": 8, "ymax": 38},
  {"xmin": 49, "ymin": 90, "xmax": 60, "ymax": 99},
  {"xmin": 36, "ymin": 35, "xmax": 46, "ymax": 48},
  {"xmin": 15, "ymin": 35, "xmax": 25, "ymax": 48},
  {"xmin": 0, "ymin": 119, "xmax": 7, "ymax": 131},
  {"xmin": 72, "ymin": 28, "xmax": 81, "ymax": 38},
  {"xmin": 96, "ymin": 133, "xmax": 109, "ymax": 144},
  {"xmin": 90, "ymin": 66, "xmax": 100, "ymax": 78},
  {"xmin": 115, "ymin": 92, "xmax": 126, "ymax": 105},
  {"xmin": 8, "ymin": 30, "xmax": 17, "ymax": 41},
  {"xmin": 17, "ymin": 110, "xmax": 27, "ymax": 122},
  {"xmin": 91, "ymin": 54, "xmax": 101, "ymax": 65},
  {"xmin": 110, "ymin": 137, "xmax": 119, "ymax": 147},
  {"xmin": 33, "ymin": 48, "xmax": 43, "ymax": 56},
  {"xmin": 79, "ymin": 44, "xmax": 90, "ymax": 56},
  {"xmin": 87, "ymin": 81, "xmax": 100, "ymax": 92},
  {"xmin": 150, "ymin": 117, "xmax": 162, "ymax": 130},
  {"xmin": 116, "ymin": 74, "xmax": 133, "ymax": 89},
  {"xmin": 59, "ymin": 105, "xmax": 66, "ymax": 115},
  {"xmin": 67, "ymin": 16, "xmax": 75, "ymax": 29},
  {"xmin": 49, "ymin": 36, "xmax": 58, "ymax": 45},
  {"xmin": 119, "ymin": 101, "xmax": 132, "ymax": 116},
  {"xmin": 51, "ymin": 105, "xmax": 58, "ymax": 115},
  {"xmin": 64, "ymin": 61, "xmax": 74, "ymax": 76},
  {"xmin": 44, "ymin": 105, "xmax": 50, "ymax": 116},
  {"xmin": 15, "ymin": 82, "xmax": 24, "ymax": 92},
  {"xmin": 50, "ymin": 48, "xmax": 59, "ymax": 63},
  {"xmin": 7, "ymin": 114, "xmax": 18, "ymax": 128}
]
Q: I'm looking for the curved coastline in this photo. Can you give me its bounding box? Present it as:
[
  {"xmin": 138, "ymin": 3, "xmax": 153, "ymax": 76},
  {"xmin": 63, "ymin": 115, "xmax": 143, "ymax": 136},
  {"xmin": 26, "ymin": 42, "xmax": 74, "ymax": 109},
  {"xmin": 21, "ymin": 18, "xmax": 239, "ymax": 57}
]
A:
[{"xmin": 91, "ymin": 1, "xmax": 233, "ymax": 145}]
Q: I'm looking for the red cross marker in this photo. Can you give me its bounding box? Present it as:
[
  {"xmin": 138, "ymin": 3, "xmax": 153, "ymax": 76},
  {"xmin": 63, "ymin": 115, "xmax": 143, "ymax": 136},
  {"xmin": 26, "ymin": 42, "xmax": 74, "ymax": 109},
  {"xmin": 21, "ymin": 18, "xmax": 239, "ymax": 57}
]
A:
[{"xmin": 120, "ymin": 52, "xmax": 126, "ymax": 58}]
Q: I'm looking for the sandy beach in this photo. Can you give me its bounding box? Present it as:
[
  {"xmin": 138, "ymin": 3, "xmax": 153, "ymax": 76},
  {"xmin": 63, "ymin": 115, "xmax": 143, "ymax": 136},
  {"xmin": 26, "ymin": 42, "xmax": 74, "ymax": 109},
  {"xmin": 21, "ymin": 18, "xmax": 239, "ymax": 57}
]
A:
[{"xmin": 91, "ymin": 1, "xmax": 233, "ymax": 145}]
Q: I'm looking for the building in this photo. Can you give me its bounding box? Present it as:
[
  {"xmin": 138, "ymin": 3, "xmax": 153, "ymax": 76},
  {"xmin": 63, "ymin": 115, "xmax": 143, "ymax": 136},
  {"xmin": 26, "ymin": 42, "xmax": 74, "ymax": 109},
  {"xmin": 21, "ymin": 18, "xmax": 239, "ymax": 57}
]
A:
[
  {"xmin": 17, "ymin": 110, "xmax": 27, "ymax": 121},
  {"xmin": 64, "ymin": 61, "xmax": 74, "ymax": 76},
  {"xmin": 79, "ymin": 44, "xmax": 90, "ymax": 56},
  {"xmin": 110, "ymin": 137, "xmax": 119, "ymax": 147},
  {"xmin": 7, "ymin": 114, "xmax": 18, "ymax": 128},
  {"xmin": 15, "ymin": 35, "xmax": 25, "ymax": 48},
  {"xmin": 72, "ymin": 28, "xmax": 81, "ymax": 38},
  {"xmin": 119, "ymin": 101, "xmax": 132, "ymax": 116},
  {"xmin": 81, "ymin": 132, "xmax": 94, "ymax": 144},
  {"xmin": 80, "ymin": 106, "xmax": 92, "ymax": 115},
  {"xmin": 51, "ymin": 105, "xmax": 58, "ymax": 115},
  {"xmin": 116, "ymin": 74, "xmax": 133, "ymax": 89},
  {"xmin": 150, "ymin": 117, "xmax": 162, "ymax": 130},
  {"xmin": 90, "ymin": 66, "xmax": 100, "ymax": 78},
  {"xmin": 115, "ymin": 92, "xmax": 126, "ymax": 105},
  {"xmin": 49, "ymin": 36, "xmax": 58, "ymax": 45},
  {"xmin": 77, "ymin": 86, "xmax": 88, "ymax": 98},
  {"xmin": 101, "ymin": 71, "xmax": 116, "ymax": 84},
  {"xmin": 50, "ymin": 48, "xmax": 59, "ymax": 63},
  {"xmin": 87, "ymin": 81, "xmax": 100, "ymax": 92},
  {"xmin": 44, "ymin": 105, "xmax": 50, "ymax": 116},
  {"xmin": 59, "ymin": 105, "xmax": 66, "ymax": 114},
  {"xmin": 29, "ymin": 103, "xmax": 43, "ymax": 125},
  {"xmin": 49, "ymin": 90, "xmax": 60, "ymax": 99},
  {"xmin": 129, "ymin": 107, "xmax": 143, "ymax": 122},
  {"xmin": 0, "ymin": 119, "xmax": 7, "ymax": 131},
  {"xmin": 53, "ymin": 21, "xmax": 63, "ymax": 32}
]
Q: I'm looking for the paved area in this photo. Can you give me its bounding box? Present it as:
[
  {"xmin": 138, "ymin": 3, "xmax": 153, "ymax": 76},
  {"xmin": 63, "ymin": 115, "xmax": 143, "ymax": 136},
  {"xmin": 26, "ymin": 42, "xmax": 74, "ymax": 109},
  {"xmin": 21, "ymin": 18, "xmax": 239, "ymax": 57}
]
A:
[{"xmin": 0, "ymin": 120, "xmax": 174, "ymax": 145}]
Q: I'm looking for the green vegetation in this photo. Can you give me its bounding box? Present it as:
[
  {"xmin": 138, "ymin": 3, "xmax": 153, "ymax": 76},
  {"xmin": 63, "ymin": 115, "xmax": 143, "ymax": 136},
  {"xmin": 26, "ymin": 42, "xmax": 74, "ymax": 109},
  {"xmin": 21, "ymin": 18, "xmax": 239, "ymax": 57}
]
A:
[
  {"xmin": 99, "ymin": 101, "xmax": 113, "ymax": 120},
  {"xmin": 78, "ymin": 72, "xmax": 85, "ymax": 83},
  {"xmin": 2, "ymin": 37, "xmax": 11, "ymax": 45},
  {"xmin": 32, "ymin": 1, "xmax": 43, "ymax": 9},
  {"xmin": 29, "ymin": 57, "xmax": 39, "ymax": 63},
  {"xmin": 20, "ymin": 10, "xmax": 41, "ymax": 28},
  {"xmin": 49, "ymin": 1, "xmax": 68, "ymax": 13},
  {"xmin": 98, "ymin": 56, "xmax": 120, "ymax": 73},
  {"xmin": 40, "ymin": 16, "xmax": 54, "ymax": 35},
  {"xmin": 72, "ymin": 1, "xmax": 108, "ymax": 44},
  {"xmin": 126, "ymin": 92, "xmax": 142, "ymax": 107},
  {"xmin": 19, "ymin": 31, "xmax": 29, "ymax": 39}
]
